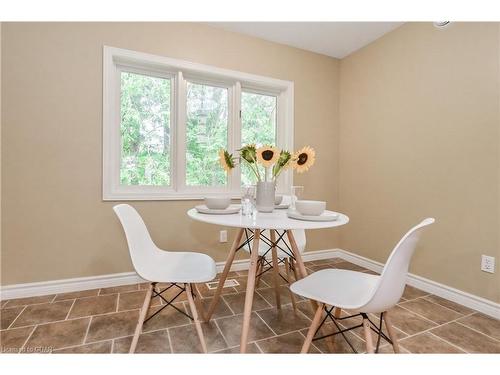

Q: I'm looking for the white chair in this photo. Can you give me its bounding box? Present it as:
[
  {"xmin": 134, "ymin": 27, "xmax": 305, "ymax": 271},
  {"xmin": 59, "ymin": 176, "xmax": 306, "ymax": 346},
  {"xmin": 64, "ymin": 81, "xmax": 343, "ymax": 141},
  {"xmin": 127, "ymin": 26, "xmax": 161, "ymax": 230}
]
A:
[
  {"xmin": 113, "ymin": 204, "xmax": 217, "ymax": 353},
  {"xmin": 291, "ymin": 218, "xmax": 435, "ymax": 353},
  {"xmin": 241, "ymin": 196, "xmax": 307, "ymax": 309}
]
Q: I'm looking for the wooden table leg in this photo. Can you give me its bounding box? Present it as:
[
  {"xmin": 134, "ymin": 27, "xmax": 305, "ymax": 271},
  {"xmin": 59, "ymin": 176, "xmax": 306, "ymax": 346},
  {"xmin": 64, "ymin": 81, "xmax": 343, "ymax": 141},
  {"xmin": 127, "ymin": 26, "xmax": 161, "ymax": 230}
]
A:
[
  {"xmin": 206, "ymin": 228, "xmax": 244, "ymax": 322},
  {"xmin": 240, "ymin": 229, "xmax": 261, "ymax": 353},
  {"xmin": 284, "ymin": 258, "xmax": 297, "ymax": 311},
  {"xmin": 286, "ymin": 230, "xmax": 308, "ymax": 279},
  {"xmin": 270, "ymin": 230, "xmax": 281, "ymax": 309}
]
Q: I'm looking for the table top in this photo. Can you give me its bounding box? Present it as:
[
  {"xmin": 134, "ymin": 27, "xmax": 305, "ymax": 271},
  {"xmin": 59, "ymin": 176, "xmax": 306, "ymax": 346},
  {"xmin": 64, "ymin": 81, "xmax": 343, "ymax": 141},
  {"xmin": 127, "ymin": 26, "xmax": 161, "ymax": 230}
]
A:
[{"xmin": 187, "ymin": 208, "xmax": 349, "ymax": 230}]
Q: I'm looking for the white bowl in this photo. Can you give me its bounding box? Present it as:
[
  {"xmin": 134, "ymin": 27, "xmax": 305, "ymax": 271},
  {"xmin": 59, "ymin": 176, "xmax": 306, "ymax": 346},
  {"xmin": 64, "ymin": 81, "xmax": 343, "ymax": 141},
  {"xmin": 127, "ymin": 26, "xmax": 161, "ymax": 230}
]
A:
[
  {"xmin": 274, "ymin": 195, "xmax": 283, "ymax": 205},
  {"xmin": 295, "ymin": 200, "xmax": 326, "ymax": 216},
  {"xmin": 204, "ymin": 196, "xmax": 231, "ymax": 210}
]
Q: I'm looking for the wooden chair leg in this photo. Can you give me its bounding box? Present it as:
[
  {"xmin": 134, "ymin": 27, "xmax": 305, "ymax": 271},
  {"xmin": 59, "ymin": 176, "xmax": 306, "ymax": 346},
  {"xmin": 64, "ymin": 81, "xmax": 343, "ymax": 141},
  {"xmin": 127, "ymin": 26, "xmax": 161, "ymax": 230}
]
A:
[
  {"xmin": 191, "ymin": 283, "xmax": 207, "ymax": 323},
  {"xmin": 334, "ymin": 307, "xmax": 342, "ymax": 319},
  {"xmin": 129, "ymin": 283, "xmax": 153, "ymax": 353},
  {"xmin": 206, "ymin": 228, "xmax": 244, "ymax": 321},
  {"xmin": 291, "ymin": 258, "xmax": 299, "ymax": 281},
  {"xmin": 255, "ymin": 257, "xmax": 264, "ymax": 288},
  {"xmin": 186, "ymin": 283, "xmax": 208, "ymax": 353},
  {"xmin": 270, "ymin": 230, "xmax": 281, "ymax": 309},
  {"xmin": 284, "ymin": 258, "xmax": 297, "ymax": 311},
  {"xmin": 383, "ymin": 311, "xmax": 400, "ymax": 353},
  {"xmin": 301, "ymin": 303, "xmax": 324, "ymax": 353},
  {"xmin": 363, "ymin": 317, "xmax": 375, "ymax": 353}
]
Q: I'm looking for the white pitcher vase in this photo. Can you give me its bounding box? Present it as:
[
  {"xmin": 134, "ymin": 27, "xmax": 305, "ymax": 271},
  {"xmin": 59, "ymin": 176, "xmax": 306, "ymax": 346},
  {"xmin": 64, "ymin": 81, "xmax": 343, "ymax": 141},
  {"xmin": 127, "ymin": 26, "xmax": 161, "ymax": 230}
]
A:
[{"xmin": 256, "ymin": 181, "xmax": 275, "ymax": 213}]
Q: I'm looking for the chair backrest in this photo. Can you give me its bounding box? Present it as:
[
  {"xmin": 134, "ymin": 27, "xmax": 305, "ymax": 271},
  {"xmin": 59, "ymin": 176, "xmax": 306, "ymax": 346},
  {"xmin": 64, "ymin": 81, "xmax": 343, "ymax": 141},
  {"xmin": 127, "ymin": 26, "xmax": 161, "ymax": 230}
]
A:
[
  {"xmin": 113, "ymin": 204, "xmax": 160, "ymax": 279},
  {"xmin": 360, "ymin": 218, "xmax": 435, "ymax": 313}
]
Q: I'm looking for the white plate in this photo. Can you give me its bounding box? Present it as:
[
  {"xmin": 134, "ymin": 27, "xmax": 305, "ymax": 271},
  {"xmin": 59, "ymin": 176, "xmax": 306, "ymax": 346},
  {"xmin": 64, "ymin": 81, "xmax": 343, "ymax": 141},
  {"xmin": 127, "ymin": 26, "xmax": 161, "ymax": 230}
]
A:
[
  {"xmin": 274, "ymin": 203, "xmax": 290, "ymax": 209},
  {"xmin": 195, "ymin": 204, "xmax": 241, "ymax": 215},
  {"xmin": 287, "ymin": 209, "xmax": 339, "ymax": 222}
]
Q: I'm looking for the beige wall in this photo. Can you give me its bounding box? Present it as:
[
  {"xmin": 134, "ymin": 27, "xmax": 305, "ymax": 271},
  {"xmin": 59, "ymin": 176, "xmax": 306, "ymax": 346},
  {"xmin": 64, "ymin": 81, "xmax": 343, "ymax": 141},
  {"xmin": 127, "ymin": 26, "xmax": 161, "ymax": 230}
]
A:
[
  {"xmin": 1, "ymin": 23, "xmax": 340, "ymax": 284},
  {"xmin": 339, "ymin": 22, "xmax": 500, "ymax": 302},
  {"xmin": 2, "ymin": 22, "xmax": 499, "ymax": 304}
]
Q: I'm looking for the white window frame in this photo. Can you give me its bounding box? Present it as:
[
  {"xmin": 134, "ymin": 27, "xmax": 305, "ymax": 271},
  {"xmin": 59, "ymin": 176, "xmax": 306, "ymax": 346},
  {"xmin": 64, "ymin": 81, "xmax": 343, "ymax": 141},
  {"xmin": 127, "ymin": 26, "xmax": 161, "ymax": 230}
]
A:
[{"xmin": 103, "ymin": 46, "xmax": 294, "ymax": 201}]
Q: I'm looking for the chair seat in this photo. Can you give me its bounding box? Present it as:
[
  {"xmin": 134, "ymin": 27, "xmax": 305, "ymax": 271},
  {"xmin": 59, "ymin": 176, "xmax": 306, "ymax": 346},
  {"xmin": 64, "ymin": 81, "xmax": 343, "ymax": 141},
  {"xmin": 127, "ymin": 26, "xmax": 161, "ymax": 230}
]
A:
[
  {"xmin": 139, "ymin": 249, "xmax": 217, "ymax": 284},
  {"xmin": 290, "ymin": 268, "xmax": 379, "ymax": 310}
]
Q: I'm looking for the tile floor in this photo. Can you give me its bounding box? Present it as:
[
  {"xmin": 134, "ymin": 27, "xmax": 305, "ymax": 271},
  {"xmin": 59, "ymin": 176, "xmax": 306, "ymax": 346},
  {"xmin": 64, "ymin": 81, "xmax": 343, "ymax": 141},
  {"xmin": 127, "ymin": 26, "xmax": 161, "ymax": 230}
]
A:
[{"xmin": 1, "ymin": 257, "xmax": 499, "ymax": 354}]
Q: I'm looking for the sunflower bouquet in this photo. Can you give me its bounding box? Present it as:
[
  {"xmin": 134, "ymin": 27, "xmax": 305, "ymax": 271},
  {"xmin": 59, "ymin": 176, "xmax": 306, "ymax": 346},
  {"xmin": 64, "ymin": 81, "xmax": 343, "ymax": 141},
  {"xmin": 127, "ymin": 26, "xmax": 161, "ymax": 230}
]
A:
[{"xmin": 218, "ymin": 144, "xmax": 316, "ymax": 182}]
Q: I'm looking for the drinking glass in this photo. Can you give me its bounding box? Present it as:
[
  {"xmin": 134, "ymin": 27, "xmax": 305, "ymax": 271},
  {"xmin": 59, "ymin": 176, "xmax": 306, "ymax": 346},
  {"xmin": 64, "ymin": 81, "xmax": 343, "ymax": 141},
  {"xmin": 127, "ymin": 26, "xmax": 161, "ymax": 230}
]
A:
[
  {"xmin": 291, "ymin": 185, "xmax": 304, "ymax": 210},
  {"xmin": 241, "ymin": 185, "xmax": 256, "ymax": 216}
]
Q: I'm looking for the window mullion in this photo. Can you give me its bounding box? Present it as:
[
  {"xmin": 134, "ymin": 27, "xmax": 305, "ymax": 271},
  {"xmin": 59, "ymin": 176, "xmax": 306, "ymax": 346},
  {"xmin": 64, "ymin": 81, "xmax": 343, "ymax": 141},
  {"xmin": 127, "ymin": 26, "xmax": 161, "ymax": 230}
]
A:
[
  {"xmin": 175, "ymin": 71, "xmax": 187, "ymax": 193},
  {"xmin": 228, "ymin": 81, "xmax": 242, "ymax": 193}
]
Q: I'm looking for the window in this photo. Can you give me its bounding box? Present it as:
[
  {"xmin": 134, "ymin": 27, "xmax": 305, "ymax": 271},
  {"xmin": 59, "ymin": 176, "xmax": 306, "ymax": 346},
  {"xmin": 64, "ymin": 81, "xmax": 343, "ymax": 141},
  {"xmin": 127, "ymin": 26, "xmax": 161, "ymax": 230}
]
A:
[{"xmin": 103, "ymin": 46, "xmax": 294, "ymax": 200}]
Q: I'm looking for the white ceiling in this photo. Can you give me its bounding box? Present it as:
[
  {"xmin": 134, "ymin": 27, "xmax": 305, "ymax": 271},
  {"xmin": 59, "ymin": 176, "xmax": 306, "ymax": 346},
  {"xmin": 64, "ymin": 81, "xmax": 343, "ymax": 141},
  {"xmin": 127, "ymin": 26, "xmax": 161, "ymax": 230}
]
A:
[{"xmin": 208, "ymin": 22, "xmax": 403, "ymax": 59}]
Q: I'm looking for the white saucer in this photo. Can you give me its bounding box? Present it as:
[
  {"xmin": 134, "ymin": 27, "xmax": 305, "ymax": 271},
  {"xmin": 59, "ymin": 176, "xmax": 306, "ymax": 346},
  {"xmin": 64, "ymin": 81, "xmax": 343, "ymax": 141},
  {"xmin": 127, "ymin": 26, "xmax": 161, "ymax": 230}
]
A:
[
  {"xmin": 274, "ymin": 203, "xmax": 290, "ymax": 209},
  {"xmin": 287, "ymin": 209, "xmax": 339, "ymax": 222},
  {"xmin": 195, "ymin": 204, "xmax": 241, "ymax": 215}
]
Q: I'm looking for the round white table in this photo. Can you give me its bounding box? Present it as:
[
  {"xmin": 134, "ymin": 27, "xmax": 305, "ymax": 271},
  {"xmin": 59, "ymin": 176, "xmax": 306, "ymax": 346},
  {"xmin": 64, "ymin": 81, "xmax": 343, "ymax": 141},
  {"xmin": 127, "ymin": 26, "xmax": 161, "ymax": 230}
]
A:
[{"xmin": 187, "ymin": 208, "xmax": 349, "ymax": 353}]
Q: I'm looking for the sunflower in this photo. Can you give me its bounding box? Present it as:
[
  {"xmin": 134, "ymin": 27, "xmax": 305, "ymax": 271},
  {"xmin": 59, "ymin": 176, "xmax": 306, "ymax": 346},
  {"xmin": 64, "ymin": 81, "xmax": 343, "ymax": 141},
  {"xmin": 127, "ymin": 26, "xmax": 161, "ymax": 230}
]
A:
[
  {"xmin": 272, "ymin": 150, "xmax": 292, "ymax": 178},
  {"xmin": 239, "ymin": 144, "xmax": 257, "ymax": 164},
  {"xmin": 256, "ymin": 145, "xmax": 280, "ymax": 168},
  {"xmin": 218, "ymin": 149, "xmax": 235, "ymax": 172},
  {"xmin": 292, "ymin": 146, "xmax": 316, "ymax": 173}
]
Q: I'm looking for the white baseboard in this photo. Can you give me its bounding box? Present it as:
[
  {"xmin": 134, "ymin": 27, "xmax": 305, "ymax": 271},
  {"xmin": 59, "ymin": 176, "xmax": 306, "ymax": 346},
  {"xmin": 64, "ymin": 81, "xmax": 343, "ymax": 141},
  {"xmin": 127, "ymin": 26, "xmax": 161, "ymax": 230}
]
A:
[
  {"xmin": 0, "ymin": 249, "xmax": 339, "ymax": 301},
  {"xmin": 333, "ymin": 248, "xmax": 500, "ymax": 319},
  {"xmin": 1, "ymin": 248, "xmax": 498, "ymax": 319}
]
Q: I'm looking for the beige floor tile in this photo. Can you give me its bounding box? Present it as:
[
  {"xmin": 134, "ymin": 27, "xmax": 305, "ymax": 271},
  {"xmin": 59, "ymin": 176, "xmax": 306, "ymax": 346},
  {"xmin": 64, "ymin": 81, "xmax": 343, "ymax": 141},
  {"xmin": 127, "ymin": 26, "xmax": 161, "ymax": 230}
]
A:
[
  {"xmin": 54, "ymin": 289, "xmax": 100, "ymax": 302},
  {"xmin": 309, "ymin": 258, "xmax": 343, "ymax": 266},
  {"xmin": 169, "ymin": 321, "xmax": 227, "ymax": 353},
  {"xmin": 383, "ymin": 306, "xmax": 437, "ymax": 335},
  {"xmin": 399, "ymin": 298, "xmax": 463, "ymax": 325},
  {"xmin": 142, "ymin": 303, "xmax": 191, "ymax": 332},
  {"xmin": 86, "ymin": 310, "xmax": 139, "ymax": 343},
  {"xmin": 233, "ymin": 275, "xmax": 270, "ymax": 293},
  {"xmin": 259, "ymin": 271, "xmax": 289, "ymax": 287},
  {"xmin": 11, "ymin": 300, "xmax": 73, "ymax": 327},
  {"xmin": 196, "ymin": 282, "xmax": 237, "ymax": 298},
  {"xmin": 377, "ymin": 345, "xmax": 410, "ymax": 353},
  {"xmin": 54, "ymin": 340, "xmax": 112, "ymax": 353},
  {"xmin": 333, "ymin": 262, "xmax": 368, "ymax": 272},
  {"xmin": 431, "ymin": 322, "xmax": 500, "ymax": 353},
  {"xmin": 457, "ymin": 313, "xmax": 500, "ymax": 341},
  {"xmin": 1, "ymin": 306, "xmax": 24, "ymax": 329},
  {"xmin": 200, "ymin": 297, "xmax": 234, "ymax": 319},
  {"xmin": 423, "ymin": 295, "xmax": 474, "ymax": 315},
  {"xmin": 1, "ymin": 300, "xmax": 9, "ymax": 308},
  {"xmin": 25, "ymin": 318, "xmax": 90, "ymax": 350},
  {"xmin": 68, "ymin": 294, "xmax": 118, "ymax": 318},
  {"xmin": 0, "ymin": 326, "xmax": 35, "ymax": 353},
  {"xmin": 117, "ymin": 290, "xmax": 161, "ymax": 312},
  {"xmin": 214, "ymin": 271, "xmax": 241, "ymax": 280},
  {"xmin": 256, "ymin": 286, "xmax": 302, "ymax": 307},
  {"xmin": 222, "ymin": 291, "xmax": 271, "ymax": 314},
  {"xmin": 113, "ymin": 330, "xmax": 171, "ymax": 353},
  {"xmin": 256, "ymin": 305, "xmax": 311, "ymax": 335},
  {"xmin": 99, "ymin": 284, "xmax": 138, "ymax": 295},
  {"xmin": 3, "ymin": 295, "xmax": 55, "ymax": 308},
  {"xmin": 307, "ymin": 263, "xmax": 337, "ymax": 272},
  {"xmin": 257, "ymin": 331, "xmax": 320, "ymax": 353},
  {"xmin": 216, "ymin": 312, "xmax": 275, "ymax": 347},
  {"xmin": 156, "ymin": 284, "xmax": 188, "ymax": 302},
  {"xmin": 301, "ymin": 322, "xmax": 367, "ymax": 354},
  {"xmin": 402, "ymin": 285, "xmax": 429, "ymax": 300},
  {"xmin": 214, "ymin": 342, "xmax": 261, "ymax": 353},
  {"xmin": 398, "ymin": 332, "xmax": 465, "ymax": 353}
]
